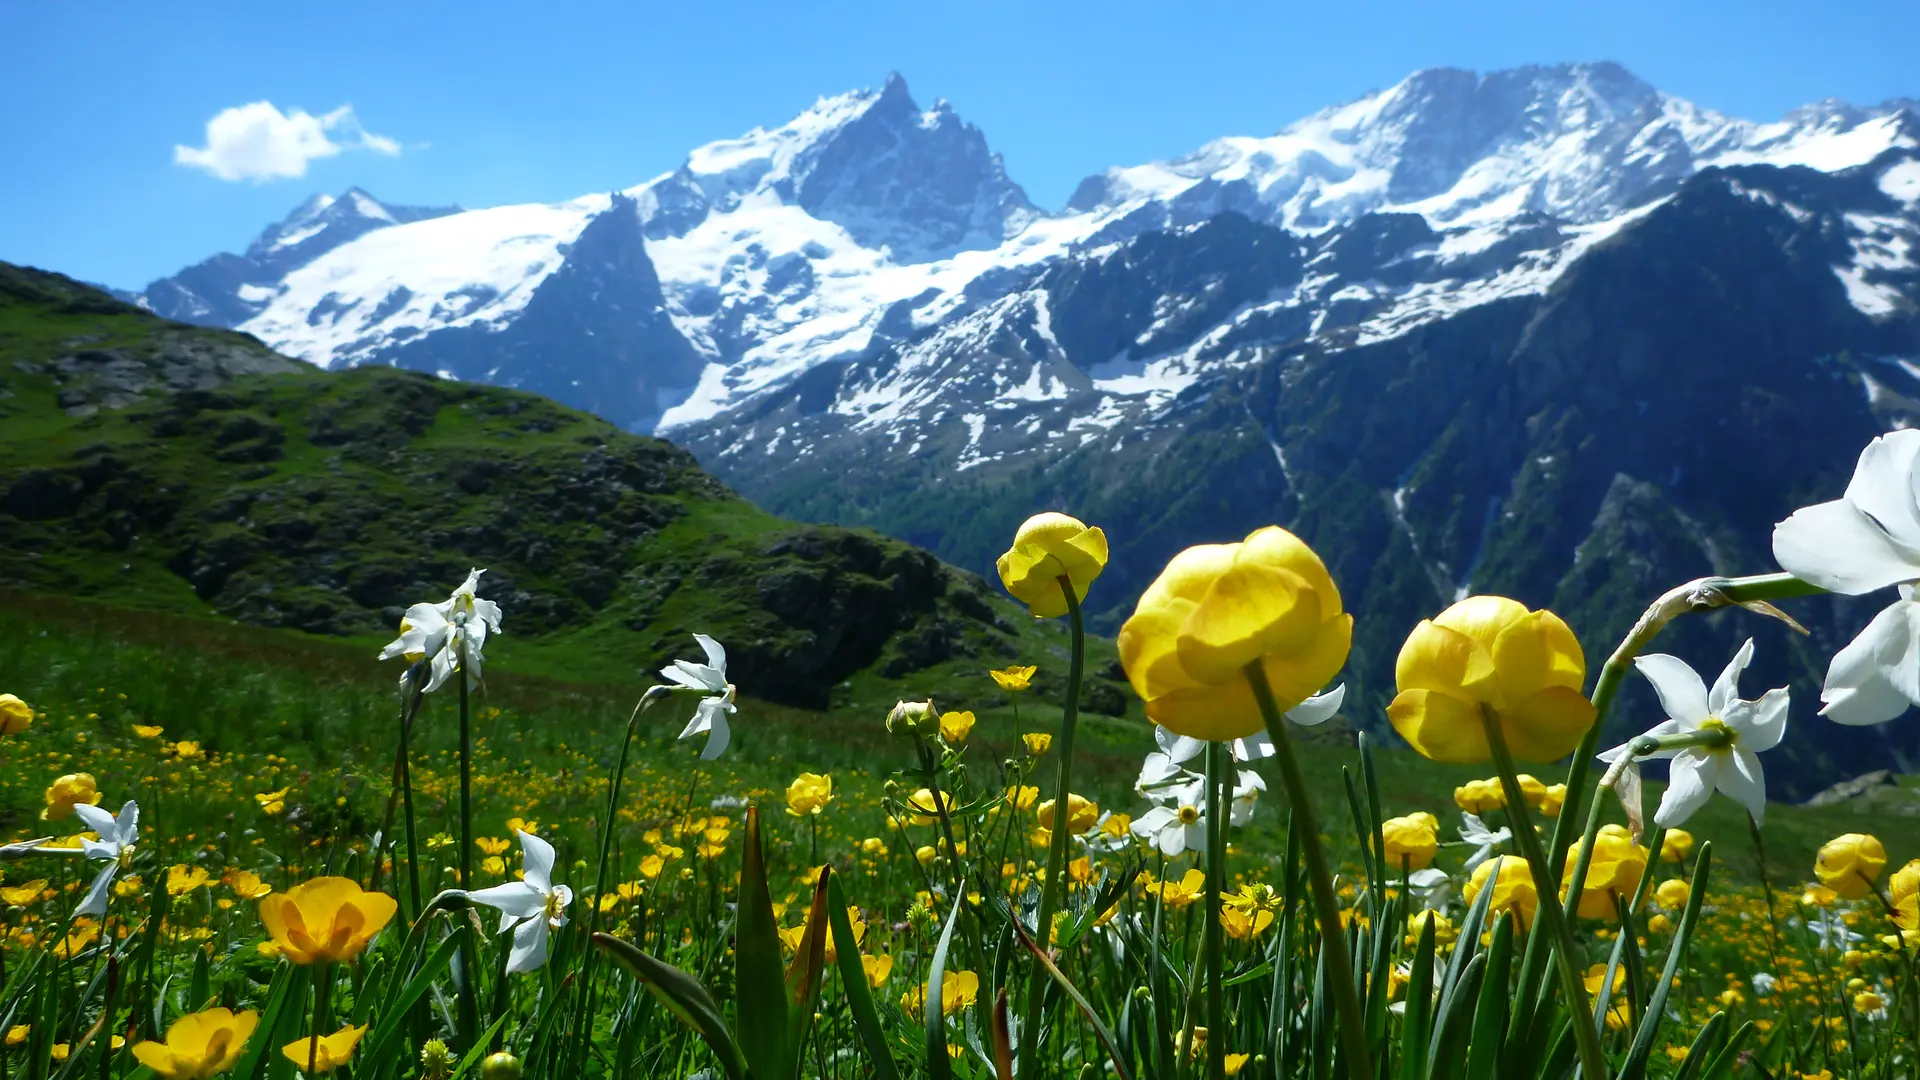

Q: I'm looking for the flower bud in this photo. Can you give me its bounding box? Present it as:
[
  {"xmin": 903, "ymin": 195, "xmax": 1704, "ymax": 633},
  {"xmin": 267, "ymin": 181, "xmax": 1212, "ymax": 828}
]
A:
[
  {"xmin": 481, "ymin": 1051, "xmax": 523, "ymax": 1080},
  {"xmin": 997, "ymin": 513, "xmax": 1108, "ymax": 619},
  {"xmin": 1815, "ymin": 833, "xmax": 1887, "ymax": 900}
]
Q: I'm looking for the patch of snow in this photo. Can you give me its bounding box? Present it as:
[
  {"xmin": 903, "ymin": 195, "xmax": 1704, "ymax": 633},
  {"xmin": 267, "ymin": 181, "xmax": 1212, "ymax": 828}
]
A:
[
  {"xmin": 1882, "ymin": 160, "xmax": 1920, "ymax": 205},
  {"xmin": 235, "ymin": 283, "xmax": 278, "ymax": 303}
]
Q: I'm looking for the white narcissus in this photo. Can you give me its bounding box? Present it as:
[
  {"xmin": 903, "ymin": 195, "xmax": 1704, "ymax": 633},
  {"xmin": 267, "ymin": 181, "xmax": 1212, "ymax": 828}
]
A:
[
  {"xmin": 70, "ymin": 800, "xmax": 139, "ymax": 918},
  {"xmin": 1773, "ymin": 430, "xmax": 1920, "ymax": 726},
  {"xmin": 1599, "ymin": 639, "xmax": 1788, "ymax": 826},
  {"xmin": 377, "ymin": 569, "xmax": 504, "ymax": 693},
  {"xmin": 465, "ymin": 830, "xmax": 572, "ymax": 974},
  {"xmin": 659, "ymin": 634, "xmax": 737, "ymax": 760},
  {"xmin": 1457, "ymin": 814, "xmax": 1510, "ymax": 871},
  {"xmin": 1131, "ymin": 778, "xmax": 1209, "ymax": 856}
]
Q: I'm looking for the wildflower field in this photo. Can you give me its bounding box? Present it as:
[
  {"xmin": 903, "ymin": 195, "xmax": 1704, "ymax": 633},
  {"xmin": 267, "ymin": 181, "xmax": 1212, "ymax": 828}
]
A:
[{"xmin": 5, "ymin": 438, "xmax": 1920, "ymax": 1080}]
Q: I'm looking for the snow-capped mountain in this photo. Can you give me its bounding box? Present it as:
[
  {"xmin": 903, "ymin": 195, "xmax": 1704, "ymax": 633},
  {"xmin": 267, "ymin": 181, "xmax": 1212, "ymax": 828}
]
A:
[{"xmin": 141, "ymin": 188, "xmax": 460, "ymax": 327}]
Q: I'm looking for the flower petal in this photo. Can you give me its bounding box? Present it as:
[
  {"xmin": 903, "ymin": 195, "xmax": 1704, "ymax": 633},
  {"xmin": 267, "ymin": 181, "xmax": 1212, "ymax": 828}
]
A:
[
  {"xmin": 1844, "ymin": 430, "xmax": 1920, "ymax": 548},
  {"xmin": 1773, "ymin": 498, "xmax": 1920, "ymax": 595},
  {"xmin": 517, "ymin": 831, "xmax": 556, "ymax": 891},
  {"xmin": 1285, "ymin": 683, "xmax": 1346, "ymax": 726},
  {"xmin": 1633, "ymin": 653, "xmax": 1710, "ymax": 726},
  {"xmin": 1726, "ymin": 687, "xmax": 1790, "ymax": 752},
  {"xmin": 1653, "ymin": 752, "xmax": 1716, "ymax": 827},
  {"xmin": 76, "ymin": 862, "xmax": 117, "ymax": 918},
  {"xmin": 1820, "ymin": 599, "xmax": 1920, "ymax": 725},
  {"xmin": 694, "ymin": 633, "xmax": 727, "ymax": 676},
  {"xmin": 466, "ymin": 881, "xmax": 544, "ymax": 919},
  {"xmin": 698, "ymin": 703, "xmax": 731, "ymax": 760},
  {"xmin": 1706, "ymin": 638, "xmax": 1756, "ymax": 717},
  {"xmin": 1721, "ymin": 748, "xmax": 1769, "ymax": 825}
]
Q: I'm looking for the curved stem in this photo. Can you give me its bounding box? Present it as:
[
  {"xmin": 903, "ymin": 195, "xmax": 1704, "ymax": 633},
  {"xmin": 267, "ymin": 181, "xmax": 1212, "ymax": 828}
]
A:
[
  {"xmin": 1480, "ymin": 708, "xmax": 1609, "ymax": 1080},
  {"xmin": 1245, "ymin": 662, "xmax": 1374, "ymax": 1079},
  {"xmin": 1016, "ymin": 576, "xmax": 1085, "ymax": 1080}
]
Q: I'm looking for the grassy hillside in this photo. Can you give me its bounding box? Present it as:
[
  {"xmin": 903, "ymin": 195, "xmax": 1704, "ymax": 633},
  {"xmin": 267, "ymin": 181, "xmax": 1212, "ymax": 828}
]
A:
[{"xmin": 0, "ymin": 262, "xmax": 1134, "ymax": 717}]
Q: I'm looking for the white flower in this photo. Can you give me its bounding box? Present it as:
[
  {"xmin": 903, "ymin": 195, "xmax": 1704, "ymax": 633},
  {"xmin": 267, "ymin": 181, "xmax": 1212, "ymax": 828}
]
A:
[
  {"xmin": 1141, "ymin": 686, "xmax": 1346, "ymax": 780},
  {"xmin": 1805, "ymin": 909, "xmax": 1863, "ymax": 952},
  {"xmin": 1773, "ymin": 430, "xmax": 1920, "ymax": 725},
  {"xmin": 69, "ymin": 800, "xmax": 139, "ymax": 918},
  {"xmin": 378, "ymin": 569, "xmax": 504, "ymax": 693},
  {"xmin": 1408, "ymin": 868, "xmax": 1453, "ymax": 909},
  {"xmin": 1229, "ymin": 769, "xmax": 1265, "ymax": 825},
  {"xmin": 1751, "ymin": 972, "xmax": 1777, "ymax": 997},
  {"xmin": 1131, "ymin": 778, "xmax": 1208, "ymax": 856},
  {"xmin": 1599, "ymin": 639, "xmax": 1788, "ymax": 826},
  {"xmin": 659, "ymin": 634, "xmax": 737, "ymax": 760},
  {"xmin": 464, "ymin": 830, "xmax": 572, "ymax": 974},
  {"xmin": 1457, "ymin": 814, "xmax": 1510, "ymax": 871}
]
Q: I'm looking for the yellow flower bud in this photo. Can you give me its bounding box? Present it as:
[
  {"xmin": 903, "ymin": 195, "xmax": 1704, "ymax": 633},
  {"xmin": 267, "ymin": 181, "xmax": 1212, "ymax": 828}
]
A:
[
  {"xmin": 1463, "ymin": 855, "xmax": 1537, "ymax": 930},
  {"xmin": 1653, "ymin": 878, "xmax": 1691, "ymax": 910},
  {"xmin": 41, "ymin": 773, "xmax": 103, "ymax": 821},
  {"xmin": 996, "ymin": 513, "xmax": 1108, "ymax": 618},
  {"xmin": 1035, "ymin": 794, "xmax": 1099, "ymax": 835},
  {"xmin": 1659, "ymin": 829, "xmax": 1694, "ymax": 864},
  {"xmin": 1381, "ymin": 812, "xmax": 1440, "ymax": 870},
  {"xmin": 1386, "ymin": 596, "xmax": 1595, "ymax": 763},
  {"xmin": 1814, "ymin": 834, "xmax": 1887, "ymax": 900},
  {"xmin": 1118, "ymin": 526, "xmax": 1351, "ymax": 741},
  {"xmin": 1453, "ymin": 778, "xmax": 1504, "ymax": 813}
]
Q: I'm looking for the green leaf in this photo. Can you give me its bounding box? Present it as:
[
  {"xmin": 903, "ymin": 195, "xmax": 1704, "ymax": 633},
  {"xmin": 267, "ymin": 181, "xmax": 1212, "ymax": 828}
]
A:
[
  {"xmin": 825, "ymin": 874, "xmax": 903, "ymax": 1080},
  {"xmin": 782, "ymin": 868, "xmax": 832, "ymax": 1080},
  {"xmin": 1008, "ymin": 905, "xmax": 1135, "ymax": 1080},
  {"xmin": 925, "ymin": 898, "xmax": 963, "ymax": 1080},
  {"xmin": 590, "ymin": 933, "xmax": 746, "ymax": 1080},
  {"xmin": 1670, "ymin": 1011, "xmax": 1728, "ymax": 1080},
  {"xmin": 232, "ymin": 963, "xmax": 308, "ymax": 1080},
  {"xmin": 1398, "ymin": 912, "xmax": 1437, "ymax": 1080},
  {"xmin": 448, "ymin": 1015, "xmax": 510, "ymax": 1080},
  {"xmin": 359, "ymin": 932, "xmax": 461, "ymax": 1070},
  {"xmin": 1697, "ymin": 1019, "xmax": 1756, "ymax": 1080},
  {"xmin": 1621, "ymin": 842, "xmax": 1713, "ymax": 1080},
  {"xmin": 1464, "ymin": 912, "xmax": 1512, "ymax": 1080},
  {"xmin": 1424, "ymin": 952, "xmax": 1484, "ymax": 1080},
  {"xmin": 735, "ymin": 806, "xmax": 793, "ymax": 1080}
]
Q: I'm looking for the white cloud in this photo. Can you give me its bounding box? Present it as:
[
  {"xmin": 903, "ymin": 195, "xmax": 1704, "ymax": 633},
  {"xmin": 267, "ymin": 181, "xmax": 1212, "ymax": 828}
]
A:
[{"xmin": 173, "ymin": 102, "xmax": 401, "ymax": 182}]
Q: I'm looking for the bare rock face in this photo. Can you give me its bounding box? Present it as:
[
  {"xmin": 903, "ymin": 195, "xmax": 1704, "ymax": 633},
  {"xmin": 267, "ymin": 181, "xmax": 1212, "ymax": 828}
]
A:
[{"xmin": 1801, "ymin": 770, "xmax": 1899, "ymax": 808}]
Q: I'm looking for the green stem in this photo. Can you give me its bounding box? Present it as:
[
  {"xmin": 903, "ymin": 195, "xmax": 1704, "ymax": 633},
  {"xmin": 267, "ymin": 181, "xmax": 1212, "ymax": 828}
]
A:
[
  {"xmin": 1479, "ymin": 708, "xmax": 1609, "ymax": 1080},
  {"xmin": 308, "ymin": 961, "xmax": 331, "ymax": 1076},
  {"xmin": 456, "ymin": 662, "xmax": 479, "ymax": 1049},
  {"xmin": 1016, "ymin": 575, "xmax": 1086, "ymax": 1080},
  {"xmin": 1203, "ymin": 741, "xmax": 1229, "ymax": 1080},
  {"xmin": 399, "ymin": 680, "xmax": 424, "ymax": 922},
  {"xmin": 1246, "ymin": 661, "xmax": 1374, "ymax": 1079}
]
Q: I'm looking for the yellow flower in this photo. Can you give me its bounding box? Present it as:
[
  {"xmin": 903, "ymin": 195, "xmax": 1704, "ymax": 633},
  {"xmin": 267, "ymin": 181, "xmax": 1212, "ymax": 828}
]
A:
[
  {"xmin": 1453, "ymin": 779, "xmax": 1504, "ymax": 813},
  {"xmin": 254, "ymin": 788, "xmax": 289, "ymax": 816},
  {"xmin": 1464, "ymin": 855, "xmax": 1538, "ymax": 930},
  {"xmin": 1221, "ymin": 904, "xmax": 1274, "ymax": 940},
  {"xmin": 1815, "ymin": 834, "xmax": 1887, "ymax": 900},
  {"xmin": 170, "ymin": 740, "xmax": 204, "ymax": 761},
  {"xmin": 915, "ymin": 845, "xmax": 938, "ymax": 867},
  {"xmin": 475, "ymin": 836, "xmax": 512, "ymax": 856},
  {"xmin": 785, "ymin": 773, "xmax": 834, "ymax": 817},
  {"xmin": 41, "ymin": 773, "xmax": 103, "ymax": 821},
  {"xmin": 1539, "ymin": 783, "xmax": 1567, "ymax": 818},
  {"xmin": 5, "ymin": 1025, "xmax": 27, "ymax": 1047},
  {"xmin": 1854, "ymin": 990, "xmax": 1886, "ymax": 1015},
  {"xmin": 1406, "ymin": 908, "xmax": 1456, "ymax": 948},
  {"xmin": 1101, "ymin": 812, "xmax": 1132, "ymax": 838},
  {"xmin": 859, "ymin": 836, "xmax": 888, "ymax": 857},
  {"xmin": 1, "ymin": 880, "xmax": 47, "ymax": 906},
  {"xmin": 131, "ymin": 1008, "xmax": 258, "ymax": 1079},
  {"xmin": 995, "ymin": 512, "xmax": 1108, "ymax": 618},
  {"xmin": 1224, "ymin": 1053, "xmax": 1250, "ymax": 1077},
  {"xmin": 1381, "ymin": 812, "xmax": 1440, "ymax": 870},
  {"xmin": 167, "ymin": 864, "xmax": 212, "ymax": 896},
  {"xmin": 225, "ymin": 869, "xmax": 273, "ymax": 900},
  {"xmin": 1118, "ymin": 526, "xmax": 1351, "ymax": 741},
  {"xmin": 280, "ymin": 1024, "xmax": 366, "ymax": 1074},
  {"xmin": 257, "ymin": 877, "xmax": 397, "ymax": 965},
  {"xmin": 990, "ymin": 666, "xmax": 1037, "ymax": 692},
  {"xmin": 505, "ymin": 816, "xmax": 540, "ymax": 836},
  {"xmin": 1653, "ymin": 878, "xmax": 1691, "ymax": 910},
  {"xmin": 904, "ymin": 788, "xmax": 952, "ymax": 825},
  {"xmin": 1801, "ymin": 884, "xmax": 1838, "ymax": 907},
  {"xmin": 133, "ymin": 724, "xmax": 165, "ymax": 739},
  {"xmin": 1582, "ymin": 964, "xmax": 1631, "ymax": 1030},
  {"xmin": 938, "ymin": 711, "xmax": 976, "ymax": 745},
  {"xmin": 1890, "ymin": 858, "xmax": 1920, "ymax": 907},
  {"xmin": 1647, "ymin": 913, "xmax": 1673, "ymax": 934},
  {"xmin": 1561, "ymin": 824, "xmax": 1648, "ymax": 920},
  {"xmin": 1036, "ymin": 793, "xmax": 1099, "ymax": 835},
  {"xmin": 1387, "ymin": 596, "xmax": 1595, "ymax": 763},
  {"xmin": 1022, "ymin": 732, "xmax": 1053, "ymax": 755},
  {"xmin": 1659, "ymin": 829, "xmax": 1694, "ymax": 864},
  {"xmin": 862, "ymin": 953, "xmax": 893, "ymax": 989},
  {"xmin": 0, "ymin": 694, "xmax": 34, "ymax": 736},
  {"xmin": 1147, "ymin": 869, "xmax": 1207, "ymax": 910},
  {"xmin": 481, "ymin": 856, "xmax": 506, "ymax": 877}
]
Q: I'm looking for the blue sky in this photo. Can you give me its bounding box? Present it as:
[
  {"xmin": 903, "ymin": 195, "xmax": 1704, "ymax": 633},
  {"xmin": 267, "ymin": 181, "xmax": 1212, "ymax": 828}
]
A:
[{"xmin": 2, "ymin": 0, "xmax": 1916, "ymax": 291}]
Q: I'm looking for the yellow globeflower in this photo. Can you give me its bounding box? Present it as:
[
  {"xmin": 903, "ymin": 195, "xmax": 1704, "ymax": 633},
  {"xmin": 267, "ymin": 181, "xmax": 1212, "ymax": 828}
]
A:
[
  {"xmin": 1035, "ymin": 794, "xmax": 1099, "ymax": 835},
  {"xmin": 1653, "ymin": 878, "xmax": 1691, "ymax": 910},
  {"xmin": 1405, "ymin": 908, "xmax": 1457, "ymax": 948},
  {"xmin": 41, "ymin": 773, "xmax": 103, "ymax": 821},
  {"xmin": 785, "ymin": 773, "xmax": 834, "ymax": 817},
  {"xmin": 1890, "ymin": 859, "xmax": 1920, "ymax": 906},
  {"xmin": 1659, "ymin": 829, "xmax": 1694, "ymax": 865},
  {"xmin": 1118, "ymin": 526, "xmax": 1351, "ymax": 741},
  {"xmin": 1453, "ymin": 779, "xmax": 1504, "ymax": 814},
  {"xmin": 1382, "ymin": 812, "xmax": 1440, "ymax": 870},
  {"xmin": 1387, "ymin": 596, "xmax": 1595, "ymax": 763},
  {"xmin": 1814, "ymin": 834, "xmax": 1887, "ymax": 900},
  {"xmin": 1582, "ymin": 964, "xmax": 1631, "ymax": 1030},
  {"xmin": 131, "ymin": 1007, "xmax": 258, "ymax": 1079},
  {"xmin": 1464, "ymin": 855, "xmax": 1538, "ymax": 930},
  {"xmin": 995, "ymin": 513, "xmax": 1108, "ymax": 618},
  {"xmin": 938, "ymin": 711, "xmax": 976, "ymax": 745},
  {"xmin": 1540, "ymin": 783, "xmax": 1567, "ymax": 818},
  {"xmin": 1561, "ymin": 824, "xmax": 1649, "ymax": 919},
  {"xmin": 280, "ymin": 1025, "xmax": 366, "ymax": 1074},
  {"xmin": 904, "ymin": 788, "xmax": 952, "ymax": 826},
  {"xmin": 990, "ymin": 666, "xmax": 1037, "ymax": 692},
  {"xmin": 0, "ymin": 694, "xmax": 32, "ymax": 736},
  {"xmin": 257, "ymin": 878, "xmax": 397, "ymax": 965}
]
